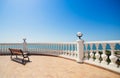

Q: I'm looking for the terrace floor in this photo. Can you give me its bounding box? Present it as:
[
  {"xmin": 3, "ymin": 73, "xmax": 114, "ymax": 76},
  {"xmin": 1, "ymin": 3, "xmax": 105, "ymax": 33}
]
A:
[{"xmin": 0, "ymin": 55, "xmax": 120, "ymax": 78}]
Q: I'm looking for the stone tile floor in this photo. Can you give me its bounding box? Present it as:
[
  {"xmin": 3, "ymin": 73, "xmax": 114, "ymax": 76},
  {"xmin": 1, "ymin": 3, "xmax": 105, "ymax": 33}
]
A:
[{"xmin": 0, "ymin": 56, "xmax": 120, "ymax": 78}]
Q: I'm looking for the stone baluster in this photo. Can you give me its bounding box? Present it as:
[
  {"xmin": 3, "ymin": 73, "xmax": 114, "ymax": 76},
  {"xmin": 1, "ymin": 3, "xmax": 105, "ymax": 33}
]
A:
[
  {"xmin": 109, "ymin": 43, "xmax": 117, "ymax": 67},
  {"xmin": 101, "ymin": 43, "xmax": 107, "ymax": 65},
  {"xmin": 6, "ymin": 44, "xmax": 8, "ymax": 53},
  {"xmin": 68, "ymin": 43, "xmax": 70, "ymax": 56},
  {"xmin": 95, "ymin": 43, "xmax": 100, "ymax": 63},
  {"xmin": 45, "ymin": 44, "xmax": 47, "ymax": 53},
  {"xmin": 47, "ymin": 44, "xmax": 48, "ymax": 53},
  {"xmin": 62, "ymin": 44, "xmax": 64, "ymax": 55},
  {"xmin": 75, "ymin": 44, "xmax": 78, "ymax": 58},
  {"xmin": 42, "ymin": 43, "xmax": 45, "ymax": 53},
  {"xmin": 89, "ymin": 44, "xmax": 93, "ymax": 61},
  {"xmin": 56, "ymin": 44, "xmax": 58, "ymax": 54},
  {"xmin": 85, "ymin": 44, "xmax": 89, "ymax": 60},
  {"xmin": 57, "ymin": 44, "xmax": 60, "ymax": 55},
  {"xmin": 52, "ymin": 43, "xmax": 56, "ymax": 55},
  {"xmin": 70, "ymin": 44, "xmax": 73, "ymax": 57},
  {"xmin": 67, "ymin": 43, "xmax": 69, "ymax": 56},
  {"xmin": 48, "ymin": 43, "xmax": 50, "ymax": 51},
  {"xmin": 50, "ymin": 44, "xmax": 52, "ymax": 54},
  {"xmin": 45, "ymin": 44, "xmax": 46, "ymax": 53},
  {"xmin": 61, "ymin": 44, "xmax": 64, "ymax": 55},
  {"xmin": 55, "ymin": 43, "xmax": 57, "ymax": 55},
  {"xmin": 48, "ymin": 43, "xmax": 50, "ymax": 54},
  {"xmin": 38, "ymin": 44, "xmax": 41, "ymax": 52},
  {"xmin": 0, "ymin": 44, "xmax": 1, "ymax": 54},
  {"xmin": 41, "ymin": 44, "xmax": 42, "ymax": 52},
  {"xmin": 74, "ymin": 44, "xmax": 76, "ymax": 57},
  {"xmin": 64, "ymin": 44, "xmax": 68, "ymax": 56},
  {"xmin": 53, "ymin": 43, "xmax": 56, "ymax": 54},
  {"xmin": 61, "ymin": 43, "xmax": 63, "ymax": 55},
  {"xmin": 90, "ymin": 50, "xmax": 93, "ymax": 61},
  {"xmin": 71, "ymin": 44, "xmax": 73, "ymax": 57},
  {"xmin": 36, "ymin": 44, "xmax": 38, "ymax": 53},
  {"xmin": 63, "ymin": 44, "xmax": 65, "ymax": 55},
  {"xmin": 2, "ymin": 44, "xmax": 4, "ymax": 53},
  {"xmin": 3, "ymin": 45, "xmax": 5, "ymax": 54},
  {"xmin": 70, "ymin": 44, "xmax": 72, "ymax": 57},
  {"xmin": 4, "ymin": 44, "xmax": 6, "ymax": 54}
]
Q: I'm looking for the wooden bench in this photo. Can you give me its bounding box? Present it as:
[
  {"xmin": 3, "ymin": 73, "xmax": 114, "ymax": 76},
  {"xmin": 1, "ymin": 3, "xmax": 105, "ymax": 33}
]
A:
[{"xmin": 9, "ymin": 48, "xmax": 30, "ymax": 64}]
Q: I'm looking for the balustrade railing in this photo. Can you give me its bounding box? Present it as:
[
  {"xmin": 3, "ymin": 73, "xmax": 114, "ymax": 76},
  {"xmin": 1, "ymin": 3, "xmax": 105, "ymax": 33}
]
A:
[
  {"xmin": 84, "ymin": 41, "xmax": 120, "ymax": 73},
  {"xmin": 27, "ymin": 42, "xmax": 77, "ymax": 60},
  {"xmin": 0, "ymin": 40, "xmax": 120, "ymax": 73},
  {"xmin": 0, "ymin": 42, "xmax": 78, "ymax": 60},
  {"xmin": 0, "ymin": 43, "xmax": 23, "ymax": 55}
]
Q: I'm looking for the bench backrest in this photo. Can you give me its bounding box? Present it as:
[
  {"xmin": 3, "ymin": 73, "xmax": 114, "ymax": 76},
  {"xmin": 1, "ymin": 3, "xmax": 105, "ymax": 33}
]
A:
[{"xmin": 9, "ymin": 48, "xmax": 23, "ymax": 55}]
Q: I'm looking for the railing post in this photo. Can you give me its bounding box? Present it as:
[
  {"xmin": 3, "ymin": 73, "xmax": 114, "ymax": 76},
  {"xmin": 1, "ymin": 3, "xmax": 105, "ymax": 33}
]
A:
[
  {"xmin": 76, "ymin": 39, "xmax": 84, "ymax": 63},
  {"xmin": 76, "ymin": 32, "xmax": 84, "ymax": 63},
  {"xmin": 23, "ymin": 38, "xmax": 27, "ymax": 51}
]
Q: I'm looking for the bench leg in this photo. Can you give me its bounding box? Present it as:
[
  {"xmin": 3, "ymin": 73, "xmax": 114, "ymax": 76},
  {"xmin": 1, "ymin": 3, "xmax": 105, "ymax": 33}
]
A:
[
  {"xmin": 27, "ymin": 57, "xmax": 30, "ymax": 62},
  {"xmin": 10, "ymin": 55, "xmax": 13, "ymax": 60},
  {"xmin": 22, "ymin": 58, "xmax": 25, "ymax": 65}
]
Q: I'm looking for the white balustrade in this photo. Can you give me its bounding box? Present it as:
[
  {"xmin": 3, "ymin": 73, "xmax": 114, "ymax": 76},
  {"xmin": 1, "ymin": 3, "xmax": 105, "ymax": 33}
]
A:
[
  {"xmin": 84, "ymin": 40, "xmax": 120, "ymax": 73},
  {"xmin": 0, "ymin": 40, "xmax": 120, "ymax": 73}
]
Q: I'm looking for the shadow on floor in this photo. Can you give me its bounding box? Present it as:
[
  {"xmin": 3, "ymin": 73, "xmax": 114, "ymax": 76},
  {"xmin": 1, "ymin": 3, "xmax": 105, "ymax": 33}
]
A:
[{"xmin": 11, "ymin": 58, "xmax": 31, "ymax": 65}]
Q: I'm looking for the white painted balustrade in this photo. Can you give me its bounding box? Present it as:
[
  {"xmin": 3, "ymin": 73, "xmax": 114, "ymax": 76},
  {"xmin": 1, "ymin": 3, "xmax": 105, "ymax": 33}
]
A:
[
  {"xmin": 0, "ymin": 40, "xmax": 120, "ymax": 73},
  {"xmin": 26, "ymin": 42, "xmax": 78, "ymax": 60},
  {"xmin": 0, "ymin": 42, "xmax": 78, "ymax": 60},
  {"xmin": 84, "ymin": 40, "xmax": 120, "ymax": 73},
  {"xmin": 0, "ymin": 43, "xmax": 23, "ymax": 55}
]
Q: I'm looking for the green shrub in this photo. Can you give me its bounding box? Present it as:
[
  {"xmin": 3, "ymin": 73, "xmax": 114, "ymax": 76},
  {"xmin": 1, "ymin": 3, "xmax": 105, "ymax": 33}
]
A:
[
  {"xmin": 116, "ymin": 59, "xmax": 120, "ymax": 67},
  {"xmin": 99, "ymin": 51, "xmax": 103, "ymax": 62},
  {"xmin": 86, "ymin": 52, "xmax": 90, "ymax": 60},
  {"xmin": 115, "ymin": 51, "xmax": 120, "ymax": 55},
  {"xmin": 115, "ymin": 51, "xmax": 120, "ymax": 67},
  {"xmin": 105, "ymin": 50, "xmax": 111, "ymax": 64},
  {"xmin": 93, "ymin": 52, "xmax": 96, "ymax": 61}
]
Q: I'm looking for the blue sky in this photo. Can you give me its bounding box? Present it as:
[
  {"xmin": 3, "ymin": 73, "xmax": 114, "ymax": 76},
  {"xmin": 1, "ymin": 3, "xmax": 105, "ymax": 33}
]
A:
[{"xmin": 0, "ymin": 0, "xmax": 120, "ymax": 43}]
